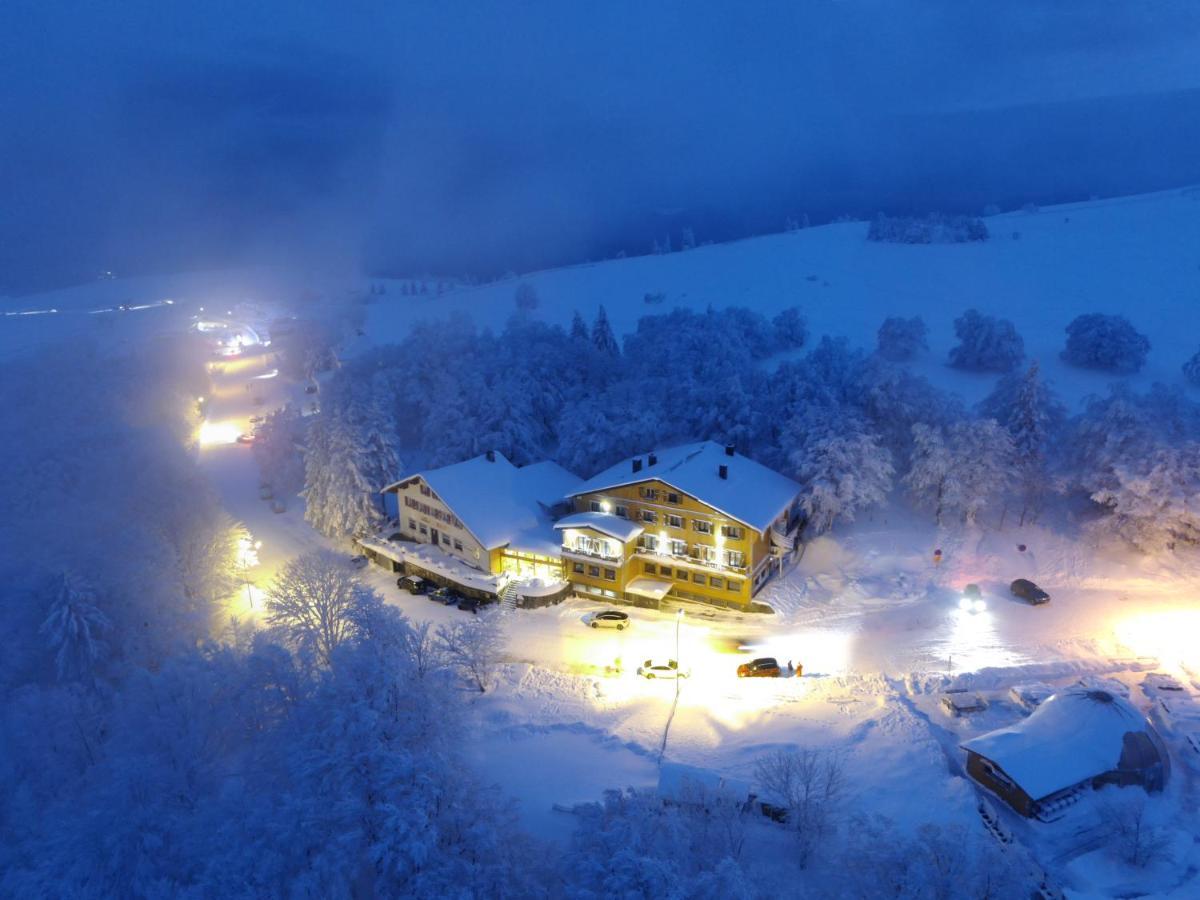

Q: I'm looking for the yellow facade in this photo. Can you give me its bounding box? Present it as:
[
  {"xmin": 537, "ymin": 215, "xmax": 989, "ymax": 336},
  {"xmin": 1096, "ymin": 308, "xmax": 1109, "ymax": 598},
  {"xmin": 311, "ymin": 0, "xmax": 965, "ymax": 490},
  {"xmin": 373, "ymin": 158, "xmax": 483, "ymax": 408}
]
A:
[{"xmin": 565, "ymin": 478, "xmax": 780, "ymax": 609}]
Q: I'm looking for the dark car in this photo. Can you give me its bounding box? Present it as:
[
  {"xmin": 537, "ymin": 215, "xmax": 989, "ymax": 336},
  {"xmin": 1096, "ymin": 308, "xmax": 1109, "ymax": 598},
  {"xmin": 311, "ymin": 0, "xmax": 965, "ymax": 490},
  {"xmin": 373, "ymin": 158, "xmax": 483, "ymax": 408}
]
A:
[
  {"xmin": 457, "ymin": 596, "xmax": 483, "ymax": 614},
  {"xmin": 304, "ymin": 384, "xmax": 318, "ymax": 394},
  {"xmin": 428, "ymin": 587, "xmax": 460, "ymax": 605},
  {"xmin": 737, "ymin": 657, "xmax": 782, "ymax": 678},
  {"xmin": 1010, "ymin": 579, "xmax": 1050, "ymax": 605},
  {"xmin": 397, "ymin": 575, "xmax": 429, "ymax": 595}
]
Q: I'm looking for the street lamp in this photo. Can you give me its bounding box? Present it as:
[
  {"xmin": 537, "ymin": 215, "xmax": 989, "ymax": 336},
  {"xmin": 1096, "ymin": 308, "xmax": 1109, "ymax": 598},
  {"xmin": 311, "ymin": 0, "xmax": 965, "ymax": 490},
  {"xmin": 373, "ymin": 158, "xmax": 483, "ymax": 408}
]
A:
[
  {"xmin": 238, "ymin": 536, "xmax": 262, "ymax": 610},
  {"xmin": 674, "ymin": 608, "xmax": 685, "ymax": 700}
]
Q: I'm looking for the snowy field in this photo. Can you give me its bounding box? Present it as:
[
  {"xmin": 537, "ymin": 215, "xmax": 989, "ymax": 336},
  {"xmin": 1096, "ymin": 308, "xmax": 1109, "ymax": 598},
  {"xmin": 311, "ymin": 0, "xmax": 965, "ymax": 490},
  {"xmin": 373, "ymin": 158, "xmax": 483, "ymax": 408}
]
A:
[{"xmin": 10, "ymin": 187, "xmax": 1200, "ymax": 896}]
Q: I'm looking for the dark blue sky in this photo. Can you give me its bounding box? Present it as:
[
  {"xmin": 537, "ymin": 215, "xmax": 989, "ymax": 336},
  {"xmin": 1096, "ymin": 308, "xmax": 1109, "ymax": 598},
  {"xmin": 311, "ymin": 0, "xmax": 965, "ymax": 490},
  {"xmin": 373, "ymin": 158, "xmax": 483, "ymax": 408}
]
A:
[{"xmin": 3, "ymin": 2, "xmax": 1200, "ymax": 293}]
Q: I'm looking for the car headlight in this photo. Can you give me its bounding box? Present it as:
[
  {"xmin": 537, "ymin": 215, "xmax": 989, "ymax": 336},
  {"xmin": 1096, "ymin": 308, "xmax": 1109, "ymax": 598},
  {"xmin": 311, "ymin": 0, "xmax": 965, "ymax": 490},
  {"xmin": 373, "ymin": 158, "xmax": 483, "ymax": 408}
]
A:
[
  {"xmin": 958, "ymin": 597, "xmax": 973, "ymax": 611},
  {"xmin": 973, "ymin": 599, "xmax": 987, "ymax": 613}
]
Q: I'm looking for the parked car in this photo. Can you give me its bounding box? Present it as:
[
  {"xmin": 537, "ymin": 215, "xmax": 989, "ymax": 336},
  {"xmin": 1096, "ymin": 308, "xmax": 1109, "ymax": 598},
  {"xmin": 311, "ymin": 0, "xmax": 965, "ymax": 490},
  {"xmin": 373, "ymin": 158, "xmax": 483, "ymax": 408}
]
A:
[
  {"xmin": 349, "ymin": 555, "xmax": 369, "ymax": 569},
  {"xmin": 637, "ymin": 659, "xmax": 689, "ymax": 680},
  {"xmin": 235, "ymin": 433, "xmax": 255, "ymax": 445},
  {"xmin": 304, "ymin": 384, "xmax": 318, "ymax": 394},
  {"xmin": 397, "ymin": 575, "xmax": 429, "ymax": 595},
  {"xmin": 457, "ymin": 596, "xmax": 483, "ymax": 614},
  {"xmin": 249, "ymin": 415, "xmax": 265, "ymax": 425},
  {"xmin": 1010, "ymin": 578, "xmax": 1050, "ymax": 605},
  {"xmin": 958, "ymin": 583, "xmax": 986, "ymax": 613},
  {"xmin": 1009, "ymin": 682, "xmax": 1053, "ymax": 712},
  {"xmin": 429, "ymin": 587, "xmax": 460, "ymax": 605},
  {"xmin": 941, "ymin": 691, "xmax": 987, "ymax": 717},
  {"xmin": 590, "ymin": 610, "xmax": 630, "ymax": 630},
  {"xmin": 737, "ymin": 657, "xmax": 781, "ymax": 678}
]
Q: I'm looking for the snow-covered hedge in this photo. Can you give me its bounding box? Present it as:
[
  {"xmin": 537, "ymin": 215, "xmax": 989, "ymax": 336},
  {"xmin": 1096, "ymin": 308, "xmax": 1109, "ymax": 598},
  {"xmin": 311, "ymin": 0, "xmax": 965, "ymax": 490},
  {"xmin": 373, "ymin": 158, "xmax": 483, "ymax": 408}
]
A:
[
  {"xmin": 1061, "ymin": 313, "xmax": 1150, "ymax": 373},
  {"xmin": 867, "ymin": 212, "xmax": 988, "ymax": 244},
  {"xmin": 947, "ymin": 309, "xmax": 1025, "ymax": 372},
  {"xmin": 876, "ymin": 315, "xmax": 928, "ymax": 361}
]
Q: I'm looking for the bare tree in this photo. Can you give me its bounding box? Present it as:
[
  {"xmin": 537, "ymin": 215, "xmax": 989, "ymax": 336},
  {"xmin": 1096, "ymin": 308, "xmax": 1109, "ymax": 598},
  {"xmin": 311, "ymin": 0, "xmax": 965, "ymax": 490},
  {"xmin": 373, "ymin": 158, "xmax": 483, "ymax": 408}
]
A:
[
  {"xmin": 1102, "ymin": 792, "xmax": 1170, "ymax": 869},
  {"xmin": 754, "ymin": 747, "xmax": 848, "ymax": 866},
  {"xmin": 402, "ymin": 620, "xmax": 443, "ymax": 679},
  {"xmin": 436, "ymin": 614, "xmax": 506, "ymax": 692},
  {"xmin": 265, "ymin": 550, "xmax": 372, "ymax": 665}
]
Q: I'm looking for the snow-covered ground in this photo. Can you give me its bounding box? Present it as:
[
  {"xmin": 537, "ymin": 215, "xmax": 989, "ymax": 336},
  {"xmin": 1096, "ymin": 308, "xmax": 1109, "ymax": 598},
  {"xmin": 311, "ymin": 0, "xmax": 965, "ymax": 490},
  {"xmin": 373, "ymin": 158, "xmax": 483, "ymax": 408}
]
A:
[{"xmin": 15, "ymin": 187, "xmax": 1200, "ymax": 896}]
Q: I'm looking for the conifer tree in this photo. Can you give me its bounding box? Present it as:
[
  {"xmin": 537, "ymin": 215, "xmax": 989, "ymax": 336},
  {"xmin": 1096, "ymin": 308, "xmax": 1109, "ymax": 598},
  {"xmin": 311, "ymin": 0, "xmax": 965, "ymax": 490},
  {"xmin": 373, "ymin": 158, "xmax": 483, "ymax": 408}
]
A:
[{"xmin": 591, "ymin": 306, "xmax": 620, "ymax": 357}]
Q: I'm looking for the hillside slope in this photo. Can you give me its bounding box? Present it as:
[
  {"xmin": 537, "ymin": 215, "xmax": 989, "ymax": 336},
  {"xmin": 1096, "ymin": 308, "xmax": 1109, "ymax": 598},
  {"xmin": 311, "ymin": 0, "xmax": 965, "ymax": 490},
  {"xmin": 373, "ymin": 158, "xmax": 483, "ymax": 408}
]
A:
[{"xmin": 361, "ymin": 186, "xmax": 1200, "ymax": 408}]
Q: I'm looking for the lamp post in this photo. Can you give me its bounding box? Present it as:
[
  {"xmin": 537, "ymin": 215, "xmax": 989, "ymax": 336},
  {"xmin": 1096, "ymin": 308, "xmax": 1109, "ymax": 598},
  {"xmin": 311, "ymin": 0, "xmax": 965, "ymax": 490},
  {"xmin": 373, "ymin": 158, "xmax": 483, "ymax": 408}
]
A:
[
  {"xmin": 238, "ymin": 536, "xmax": 262, "ymax": 610},
  {"xmin": 674, "ymin": 607, "xmax": 685, "ymax": 700}
]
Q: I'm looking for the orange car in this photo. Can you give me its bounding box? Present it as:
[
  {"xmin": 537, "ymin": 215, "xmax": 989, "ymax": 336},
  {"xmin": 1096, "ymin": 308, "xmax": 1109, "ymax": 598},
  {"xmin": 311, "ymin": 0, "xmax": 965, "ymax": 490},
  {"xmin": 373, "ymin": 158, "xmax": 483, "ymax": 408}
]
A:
[{"xmin": 737, "ymin": 657, "xmax": 781, "ymax": 678}]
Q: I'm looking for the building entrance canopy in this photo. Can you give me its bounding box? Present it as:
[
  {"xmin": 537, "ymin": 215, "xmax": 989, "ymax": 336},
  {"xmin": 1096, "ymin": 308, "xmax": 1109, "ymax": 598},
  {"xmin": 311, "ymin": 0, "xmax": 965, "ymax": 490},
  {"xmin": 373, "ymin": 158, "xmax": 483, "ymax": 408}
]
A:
[{"xmin": 625, "ymin": 577, "xmax": 674, "ymax": 601}]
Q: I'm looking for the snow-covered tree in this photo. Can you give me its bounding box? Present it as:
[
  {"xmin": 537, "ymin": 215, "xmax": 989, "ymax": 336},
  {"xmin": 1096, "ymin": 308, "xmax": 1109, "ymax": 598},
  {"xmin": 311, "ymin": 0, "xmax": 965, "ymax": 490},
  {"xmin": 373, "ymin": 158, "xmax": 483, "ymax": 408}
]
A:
[
  {"xmin": 436, "ymin": 614, "xmax": 506, "ymax": 692},
  {"xmin": 302, "ymin": 371, "xmax": 401, "ymax": 539},
  {"xmin": 791, "ymin": 426, "xmax": 893, "ymax": 534},
  {"xmin": 772, "ymin": 307, "xmax": 808, "ymax": 350},
  {"xmin": 1091, "ymin": 442, "xmax": 1200, "ymax": 552},
  {"xmin": 906, "ymin": 420, "xmax": 1015, "ymax": 525},
  {"xmin": 570, "ymin": 310, "xmax": 589, "ymax": 342},
  {"xmin": 1062, "ymin": 313, "xmax": 1150, "ymax": 373},
  {"xmin": 513, "ymin": 282, "xmax": 539, "ymax": 311},
  {"xmin": 252, "ymin": 404, "xmax": 307, "ymax": 501},
  {"xmin": 947, "ymin": 308, "xmax": 1024, "ymax": 372},
  {"xmin": 266, "ymin": 550, "xmax": 376, "ymax": 665},
  {"xmin": 754, "ymin": 748, "xmax": 848, "ymax": 867},
  {"xmin": 39, "ymin": 572, "xmax": 111, "ymax": 683},
  {"xmin": 592, "ymin": 305, "xmax": 620, "ymax": 356},
  {"xmin": 875, "ymin": 315, "xmax": 928, "ymax": 362},
  {"xmin": 905, "ymin": 424, "xmax": 955, "ymax": 525},
  {"xmin": 1183, "ymin": 348, "xmax": 1200, "ymax": 386},
  {"xmin": 979, "ymin": 360, "xmax": 1065, "ymax": 523}
]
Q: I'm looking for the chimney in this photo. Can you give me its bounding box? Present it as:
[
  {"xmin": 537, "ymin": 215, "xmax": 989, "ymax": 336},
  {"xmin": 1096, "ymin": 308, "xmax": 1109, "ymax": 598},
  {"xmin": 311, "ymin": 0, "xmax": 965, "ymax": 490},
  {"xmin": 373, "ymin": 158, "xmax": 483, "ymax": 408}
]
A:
[
  {"xmin": 718, "ymin": 464, "xmax": 728, "ymax": 480},
  {"xmin": 632, "ymin": 457, "xmax": 643, "ymax": 473},
  {"xmin": 724, "ymin": 444, "xmax": 735, "ymax": 457},
  {"xmin": 648, "ymin": 452, "xmax": 658, "ymax": 466},
  {"xmin": 485, "ymin": 449, "xmax": 495, "ymax": 462}
]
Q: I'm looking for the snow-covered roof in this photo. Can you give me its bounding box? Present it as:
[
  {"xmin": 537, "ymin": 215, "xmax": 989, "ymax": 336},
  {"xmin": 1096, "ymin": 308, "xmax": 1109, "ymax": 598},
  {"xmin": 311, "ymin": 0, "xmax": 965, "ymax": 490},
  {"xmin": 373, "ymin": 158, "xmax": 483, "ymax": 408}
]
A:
[
  {"xmin": 384, "ymin": 452, "xmax": 582, "ymax": 552},
  {"xmin": 553, "ymin": 512, "xmax": 644, "ymax": 542},
  {"xmin": 570, "ymin": 441, "xmax": 801, "ymax": 533},
  {"xmin": 658, "ymin": 762, "xmax": 752, "ymax": 803},
  {"xmin": 961, "ymin": 689, "xmax": 1163, "ymax": 801}
]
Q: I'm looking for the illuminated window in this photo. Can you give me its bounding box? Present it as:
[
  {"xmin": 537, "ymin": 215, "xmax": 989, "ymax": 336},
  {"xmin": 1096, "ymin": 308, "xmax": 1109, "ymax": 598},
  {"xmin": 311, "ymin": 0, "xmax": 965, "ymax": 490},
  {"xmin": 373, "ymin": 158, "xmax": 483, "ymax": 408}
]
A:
[
  {"xmin": 641, "ymin": 534, "xmax": 658, "ymax": 552},
  {"xmin": 669, "ymin": 539, "xmax": 687, "ymax": 556},
  {"xmin": 615, "ymin": 505, "xmax": 628, "ymax": 518},
  {"xmin": 696, "ymin": 545, "xmax": 717, "ymax": 563},
  {"xmin": 725, "ymin": 550, "xmax": 746, "ymax": 568},
  {"xmin": 641, "ymin": 510, "xmax": 657, "ymax": 524},
  {"xmin": 666, "ymin": 514, "xmax": 683, "ymax": 529},
  {"xmin": 693, "ymin": 520, "xmax": 713, "ymax": 534}
]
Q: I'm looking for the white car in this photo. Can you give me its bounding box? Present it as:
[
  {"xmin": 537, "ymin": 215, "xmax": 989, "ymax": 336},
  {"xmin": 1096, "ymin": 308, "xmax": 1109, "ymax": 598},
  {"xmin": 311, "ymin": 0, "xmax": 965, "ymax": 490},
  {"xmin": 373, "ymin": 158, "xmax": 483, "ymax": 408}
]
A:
[
  {"xmin": 637, "ymin": 659, "xmax": 689, "ymax": 680},
  {"xmin": 590, "ymin": 610, "xmax": 630, "ymax": 630}
]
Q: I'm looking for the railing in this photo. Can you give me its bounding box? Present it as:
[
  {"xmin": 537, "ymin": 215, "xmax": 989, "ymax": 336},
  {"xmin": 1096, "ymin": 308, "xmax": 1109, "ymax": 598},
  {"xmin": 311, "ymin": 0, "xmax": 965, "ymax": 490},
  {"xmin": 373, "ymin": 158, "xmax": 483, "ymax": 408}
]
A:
[
  {"xmin": 633, "ymin": 546, "xmax": 748, "ymax": 574},
  {"xmin": 561, "ymin": 545, "xmax": 622, "ymax": 563}
]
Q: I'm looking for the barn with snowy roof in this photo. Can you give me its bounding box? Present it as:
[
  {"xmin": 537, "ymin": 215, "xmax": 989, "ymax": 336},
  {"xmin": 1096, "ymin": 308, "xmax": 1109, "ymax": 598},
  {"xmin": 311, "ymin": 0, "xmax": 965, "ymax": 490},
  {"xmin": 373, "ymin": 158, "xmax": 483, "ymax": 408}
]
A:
[{"xmin": 961, "ymin": 688, "xmax": 1168, "ymax": 818}]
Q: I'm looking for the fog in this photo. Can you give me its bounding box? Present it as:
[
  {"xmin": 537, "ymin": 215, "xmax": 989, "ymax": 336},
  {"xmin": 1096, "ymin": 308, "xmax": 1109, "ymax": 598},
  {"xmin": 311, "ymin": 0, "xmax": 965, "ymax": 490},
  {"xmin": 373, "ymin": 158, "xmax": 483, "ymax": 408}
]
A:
[{"xmin": 3, "ymin": 1, "xmax": 1200, "ymax": 293}]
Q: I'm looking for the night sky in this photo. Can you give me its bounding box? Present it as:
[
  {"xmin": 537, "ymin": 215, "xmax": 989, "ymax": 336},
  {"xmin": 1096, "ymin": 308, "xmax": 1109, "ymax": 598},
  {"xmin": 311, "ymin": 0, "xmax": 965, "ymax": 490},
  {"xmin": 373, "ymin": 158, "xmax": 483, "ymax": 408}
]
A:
[{"xmin": 4, "ymin": 1, "xmax": 1200, "ymax": 292}]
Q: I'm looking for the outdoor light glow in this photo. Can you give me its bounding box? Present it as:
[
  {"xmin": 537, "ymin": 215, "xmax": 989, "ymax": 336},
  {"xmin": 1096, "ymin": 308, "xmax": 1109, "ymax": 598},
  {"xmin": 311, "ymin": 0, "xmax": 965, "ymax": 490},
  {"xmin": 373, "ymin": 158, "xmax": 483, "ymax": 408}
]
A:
[
  {"xmin": 198, "ymin": 421, "xmax": 239, "ymax": 445},
  {"xmin": 1114, "ymin": 609, "xmax": 1200, "ymax": 671}
]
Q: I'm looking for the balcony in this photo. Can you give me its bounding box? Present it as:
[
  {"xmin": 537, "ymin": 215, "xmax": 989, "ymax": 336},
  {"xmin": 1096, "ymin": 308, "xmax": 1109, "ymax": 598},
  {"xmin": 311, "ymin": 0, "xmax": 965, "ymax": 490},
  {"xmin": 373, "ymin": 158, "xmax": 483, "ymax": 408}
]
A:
[
  {"xmin": 561, "ymin": 544, "xmax": 623, "ymax": 564},
  {"xmin": 633, "ymin": 546, "xmax": 747, "ymax": 574}
]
